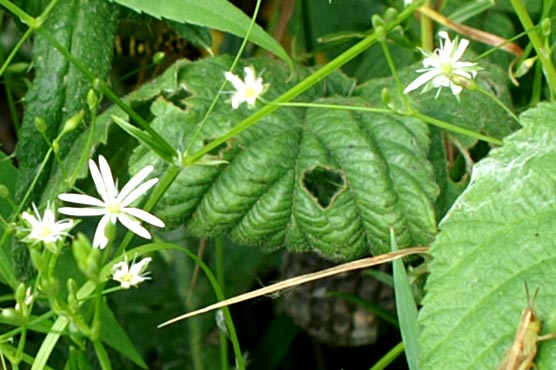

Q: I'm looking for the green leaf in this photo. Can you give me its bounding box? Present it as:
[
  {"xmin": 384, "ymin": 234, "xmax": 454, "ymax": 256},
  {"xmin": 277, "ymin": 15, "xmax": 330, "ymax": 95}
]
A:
[
  {"xmin": 392, "ymin": 230, "xmax": 419, "ymax": 370},
  {"xmin": 109, "ymin": 0, "xmax": 292, "ymax": 67},
  {"xmin": 418, "ymin": 102, "xmax": 556, "ymax": 369},
  {"xmin": 16, "ymin": 0, "xmax": 117, "ymax": 203},
  {"xmin": 128, "ymin": 56, "xmax": 438, "ymax": 260},
  {"xmin": 14, "ymin": 0, "xmax": 118, "ymax": 279},
  {"xmin": 100, "ymin": 302, "xmax": 148, "ymax": 369}
]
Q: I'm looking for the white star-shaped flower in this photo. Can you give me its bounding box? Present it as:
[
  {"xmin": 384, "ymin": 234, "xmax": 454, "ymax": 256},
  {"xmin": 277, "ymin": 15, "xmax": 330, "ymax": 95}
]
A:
[
  {"xmin": 58, "ymin": 155, "xmax": 165, "ymax": 249},
  {"xmin": 404, "ymin": 31, "xmax": 480, "ymax": 98},
  {"xmin": 21, "ymin": 203, "xmax": 74, "ymax": 247},
  {"xmin": 112, "ymin": 255, "xmax": 152, "ymax": 289},
  {"xmin": 224, "ymin": 66, "xmax": 265, "ymax": 109}
]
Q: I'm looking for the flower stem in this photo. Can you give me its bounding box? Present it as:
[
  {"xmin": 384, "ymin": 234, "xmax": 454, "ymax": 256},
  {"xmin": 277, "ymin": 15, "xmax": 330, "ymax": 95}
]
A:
[
  {"xmin": 412, "ymin": 111, "xmax": 503, "ymax": 145},
  {"xmin": 510, "ymin": 0, "xmax": 556, "ymax": 100}
]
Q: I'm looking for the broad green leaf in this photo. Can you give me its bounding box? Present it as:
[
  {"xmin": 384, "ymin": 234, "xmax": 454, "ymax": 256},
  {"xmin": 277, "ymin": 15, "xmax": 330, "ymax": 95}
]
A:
[
  {"xmin": 100, "ymin": 302, "xmax": 148, "ymax": 369},
  {"xmin": 14, "ymin": 0, "xmax": 118, "ymax": 279},
  {"xmin": 418, "ymin": 102, "xmax": 556, "ymax": 369},
  {"xmin": 128, "ymin": 56, "xmax": 438, "ymax": 260},
  {"xmin": 109, "ymin": 0, "xmax": 292, "ymax": 67}
]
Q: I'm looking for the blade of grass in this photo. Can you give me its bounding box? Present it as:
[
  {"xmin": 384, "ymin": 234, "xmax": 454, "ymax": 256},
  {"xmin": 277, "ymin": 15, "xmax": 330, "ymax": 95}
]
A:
[{"xmin": 391, "ymin": 229, "xmax": 420, "ymax": 370}]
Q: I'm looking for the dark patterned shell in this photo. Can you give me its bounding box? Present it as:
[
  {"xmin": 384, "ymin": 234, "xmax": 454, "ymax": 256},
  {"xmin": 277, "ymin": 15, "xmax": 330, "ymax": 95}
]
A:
[{"xmin": 280, "ymin": 252, "xmax": 395, "ymax": 347}]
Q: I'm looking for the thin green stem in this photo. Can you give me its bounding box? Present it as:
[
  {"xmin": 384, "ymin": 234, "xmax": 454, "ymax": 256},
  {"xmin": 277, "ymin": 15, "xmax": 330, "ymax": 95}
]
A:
[
  {"xmin": 420, "ymin": 0, "xmax": 434, "ymax": 51},
  {"xmin": 377, "ymin": 29, "xmax": 411, "ymax": 108},
  {"xmin": 184, "ymin": 0, "xmax": 263, "ymax": 159},
  {"xmin": 0, "ymin": 0, "xmax": 36, "ymax": 26},
  {"xmin": 474, "ymin": 87, "xmax": 519, "ymax": 123},
  {"xmin": 264, "ymin": 100, "xmax": 391, "ymax": 114},
  {"xmin": 412, "ymin": 111, "xmax": 502, "ymax": 145},
  {"xmin": 369, "ymin": 341, "xmax": 405, "ymax": 370},
  {"xmin": 265, "ymin": 100, "xmax": 502, "ymax": 144},
  {"xmin": 13, "ymin": 147, "xmax": 53, "ymax": 218},
  {"xmin": 215, "ymin": 237, "xmax": 229, "ymax": 370},
  {"xmin": 0, "ymin": 27, "xmax": 33, "ymax": 80},
  {"xmin": 183, "ymin": 7, "xmax": 415, "ymax": 166},
  {"xmin": 510, "ymin": 0, "xmax": 556, "ymax": 100}
]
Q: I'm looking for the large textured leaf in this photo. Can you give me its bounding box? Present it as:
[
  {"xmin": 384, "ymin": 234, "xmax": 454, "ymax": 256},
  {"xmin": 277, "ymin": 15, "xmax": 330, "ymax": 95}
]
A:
[
  {"xmin": 14, "ymin": 0, "xmax": 117, "ymax": 279},
  {"xmin": 419, "ymin": 103, "xmax": 556, "ymax": 369},
  {"xmin": 128, "ymin": 56, "xmax": 438, "ymax": 260},
  {"xmin": 109, "ymin": 0, "xmax": 291, "ymax": 66}
]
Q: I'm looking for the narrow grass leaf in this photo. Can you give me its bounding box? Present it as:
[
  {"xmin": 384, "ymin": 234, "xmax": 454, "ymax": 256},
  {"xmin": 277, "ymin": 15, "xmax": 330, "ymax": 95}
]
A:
[{"xmin": 391, "ymin": 229, "xmax": 420, "ymax": 370}]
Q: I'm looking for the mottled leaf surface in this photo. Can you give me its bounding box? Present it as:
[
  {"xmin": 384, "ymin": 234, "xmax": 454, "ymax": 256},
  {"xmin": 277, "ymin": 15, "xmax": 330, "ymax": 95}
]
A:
[
  {"xmin": 128, "ymin": 56, "xmax": 438, "ymax": 260},
  {"xmin": 419, "ymin": 103, "xmax": 556, "ymax": 369}
]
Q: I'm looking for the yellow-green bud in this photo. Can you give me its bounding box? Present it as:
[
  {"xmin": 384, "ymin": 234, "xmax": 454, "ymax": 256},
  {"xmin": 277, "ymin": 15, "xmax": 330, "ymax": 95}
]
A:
[
  {"xmin": 153, "ymin": 51, "xmax": 165, "ymax": 64},
  {"xmin": 34, "ymin": 117, "xmax": 47, "ymax": 133},
  {"xmin": 541, "ymin": 18, "xmax": 551, "ymax": 37},
  {"xmin": 61, "ymin": 110, "xmax": 84, "ymax": 136},
  {"xmin": 87, "ymin": 89, "xmax": 99, "ymax": 112},
  {"xmin": 6, "ymin": 62, "xmax": 29, "ymax": 74},
  {"xmin": 384, "ymin": 8, "xmax": 398, "ymax": 23},
  {"xmin": 0, "ymin": 185, "xmax": 9, "ymax": 199},
  {"xmin": 371, "ymin": 15, "xmax": 384, "ymax": 30},
  {"xmin": 30, "ymin": 249, "xmax": 47, "ymax": 274}
]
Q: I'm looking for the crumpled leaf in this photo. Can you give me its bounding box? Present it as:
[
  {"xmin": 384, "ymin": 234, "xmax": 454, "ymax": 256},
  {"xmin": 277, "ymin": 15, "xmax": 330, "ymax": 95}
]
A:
[
  {"xmin": 418, "ymin": 102, "xmax": 556, "ymax": 369},
  {"xmin": 129, "ymin": 56, "xmax": 438, "ymax": 260}
]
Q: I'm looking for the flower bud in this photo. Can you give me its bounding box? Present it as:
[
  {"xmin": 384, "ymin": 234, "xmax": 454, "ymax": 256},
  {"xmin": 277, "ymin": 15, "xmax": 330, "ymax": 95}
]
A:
[
  {"xmin": 34, "ymin": 117, "xmax": 47, "ymax": 133},
  {"xmin": 383, "ymin": 8, "xmax": 398, "ymax": 23},
  {"xmin": 87, "ymin": 89, "xmax": 99, "ymax": 112},
  {"xmin": 541, "ymin": 18, "xmax": 551, "ymax": 37},
  {"xmin": 153, "ymin": 51, "xmax": 165, "ymax": 64},
  {"xmin": 371, "ymin": 15, "xmax": 384, "ymax": 30},
  {"xmin": 0, "ymin": 185, "xmax": 10, "ymax": 199},
  {"xmin": 60, "ymin": 110, "xmax": 84, "ymax": 136}
]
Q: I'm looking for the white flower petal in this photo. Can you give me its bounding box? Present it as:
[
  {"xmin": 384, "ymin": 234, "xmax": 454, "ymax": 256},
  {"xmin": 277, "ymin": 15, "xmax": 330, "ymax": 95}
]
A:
[
  {"xmin": 93, "ymin": 215, "xmax": 111, "ymax": 249},
  {"xmin": 129, "ymin": 257, "xmax": 152, "ymax": 276},
  {"xmin": 89, "ymin": 158, "xmax": 109, "ymax": 202},
  {"xmin": 453, "ymin": 38, "xmax": 470, "ymax": 61},
  {"xmin": 118, "ymin": 165, "xmax": 154, "ymax": 202},
  {"xmin": 98, "ymin": 155, "xmax": 118, "ymax": 200},
  {"xmin": 118, "ymin": 213, "xmax": 152, "ymax": 239},
  {"xmin": 58, "ymin": 207, "xmax": 105, "ymax": 217},
  {"xmin": 124, "ymin": 207, "xmax": 165, "ymax": 227},
  {"xmin": 404, "ymin": 69, "xmax": 440, "ymax": 94},
  {"xmin": 230, "ymin": 95, "xmax": 241, "ymax": 109},
  {"xmin": 243, "ymin": 67, "xmax": 256, "ymax": 85},
  {"xmin": 59, "ymin": 193, "xmax": 105, "ymax": 207},
  {"xmin": 119, "ymin": 178, "xmax": 158, "ymax": 207},
  {"xmin": 224, "ymin": 72, "xmax": 245, "ymax": 91}
]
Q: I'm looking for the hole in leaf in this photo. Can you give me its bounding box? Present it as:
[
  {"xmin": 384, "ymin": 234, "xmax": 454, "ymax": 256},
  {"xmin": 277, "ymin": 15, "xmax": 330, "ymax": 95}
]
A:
[
  {"xmin": 302, "ymin": 165, "xmax": 346, "ymax": 209},
  {"xmin": 161, "ymin": 86, "xmax": 190, "ymax": 109},
  {"xmin": 202, "ymin": 138, "xmax": 232, "ymax": 158}
]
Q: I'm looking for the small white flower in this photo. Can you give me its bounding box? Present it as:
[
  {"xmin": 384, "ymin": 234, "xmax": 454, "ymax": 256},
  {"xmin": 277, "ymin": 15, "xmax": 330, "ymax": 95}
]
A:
[
  {"xmin": 112, "ymin": 255, "xmax": 152, "ymax": 289},
  {"xmin": 58, "ymin": 155, "xmax": 165, "ymax": 249},
  {"xmin": 224, "ymin": 66, "xmax": 265, "ymax": 109},
  {"xmin": 404, "ymin": 31, "xmax": 480, "ymax": 98},
  {"xmin": 21, "ymin": 203, "xmax": 74, "ymax": 247}
]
